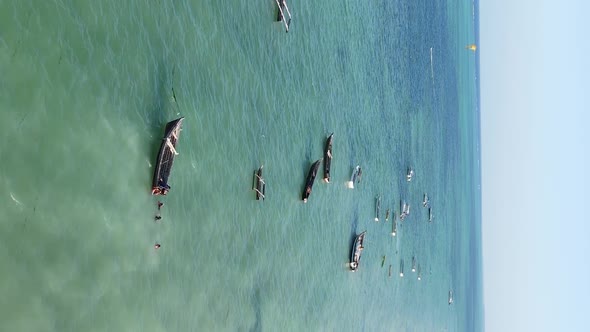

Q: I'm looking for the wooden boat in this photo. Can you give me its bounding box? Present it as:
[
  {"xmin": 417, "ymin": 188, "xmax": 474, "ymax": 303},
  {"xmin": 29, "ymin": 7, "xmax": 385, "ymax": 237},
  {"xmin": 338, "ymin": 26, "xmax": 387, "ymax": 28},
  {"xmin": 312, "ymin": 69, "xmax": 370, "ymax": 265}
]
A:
[
  {"xmin": 323, "ymin": 133, "xmax": 333, "ymax": 183},
  {"xmin": 302, "ymin": 159, "xmax": 322, "ymax": 203},
  {"xmin": 275, "ymin": 0, "xmax": 292, "ymax": 32},
  {"xmin": 391, "ymin": 219, "xmax": 397, "ymax": 237},
  {"xmin": 252, "ymin": 165, "xmax": 266, "ymax": 200},
  {"xmin": 151, "ymin": 117, "xmax": 184, "ymax": 196},
  {"xmin": 349, "ymin": 231, "xmax": 366, "ymax": 271}
]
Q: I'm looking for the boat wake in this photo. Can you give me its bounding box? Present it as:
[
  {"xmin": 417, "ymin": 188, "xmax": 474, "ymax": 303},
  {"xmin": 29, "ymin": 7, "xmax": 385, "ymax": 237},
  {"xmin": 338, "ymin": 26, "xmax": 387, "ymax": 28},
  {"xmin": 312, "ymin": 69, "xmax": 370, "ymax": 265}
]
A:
[{"xmin": 430, "ymin": 47, "xmax": 437, "ymax": 100}]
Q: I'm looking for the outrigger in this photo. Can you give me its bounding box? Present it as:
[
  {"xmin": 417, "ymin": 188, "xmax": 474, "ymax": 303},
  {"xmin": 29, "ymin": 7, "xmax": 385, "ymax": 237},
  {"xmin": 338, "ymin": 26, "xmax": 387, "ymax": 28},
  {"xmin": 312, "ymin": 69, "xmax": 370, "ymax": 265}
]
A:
[
  {"xmin": 275, "ymin": 0, "xmax": 292, "ymax": 33},
  {"xmin": 323, "ymin": 133, "xmax": 333, "ymax": 183},
  {"xmin": 252, "ymin": 165, "xmax": 266, "ymax": 200},
  {"xmin": 151, "ymin": 117, "xmax": 184, "ymax": 196},
  {"xmin": 302, "ymin": 159, "xmax": 322, "ymax": 203}
]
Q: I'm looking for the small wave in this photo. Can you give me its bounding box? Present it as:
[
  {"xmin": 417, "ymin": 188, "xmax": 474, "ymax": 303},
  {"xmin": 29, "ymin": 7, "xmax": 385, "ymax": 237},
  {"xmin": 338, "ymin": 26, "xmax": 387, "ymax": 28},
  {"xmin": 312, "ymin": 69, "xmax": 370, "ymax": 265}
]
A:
[{"xmin": 10, "ymin": 192, "xmax": 23, "ymax": 206}]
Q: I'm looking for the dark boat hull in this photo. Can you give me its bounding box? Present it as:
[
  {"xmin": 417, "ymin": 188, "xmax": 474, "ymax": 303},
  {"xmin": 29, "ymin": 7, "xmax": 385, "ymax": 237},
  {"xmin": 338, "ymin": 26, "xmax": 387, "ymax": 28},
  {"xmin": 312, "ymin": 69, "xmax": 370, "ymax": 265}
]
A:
[
  {"xmin": 151, "ymin": 117, "xmax": 184, "ymax": 195},
  {"xmin": 253, "ymin": 166, "xmax": 265, "ymax": 200},
  {"xmin": 276, "ymin": 0, "xmax": 286, "ymax": 21},
  {"xmin": 323, "ymin": 133, "xmax": 333, "ymax": 183},
  {"xmin": 302, "ymin": 159, "xmax": 322, "ymax": 202},
  {"xmin": 349, "ymin": 231, "xmax": 366, "ymax": 271}
]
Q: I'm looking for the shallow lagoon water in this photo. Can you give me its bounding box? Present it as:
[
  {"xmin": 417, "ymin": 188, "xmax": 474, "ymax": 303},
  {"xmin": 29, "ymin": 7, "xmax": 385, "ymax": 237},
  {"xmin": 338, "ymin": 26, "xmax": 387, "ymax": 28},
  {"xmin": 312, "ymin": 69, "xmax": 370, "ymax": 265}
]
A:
[{"xmin": 0, "ymin": 0, "xmax": 482, "ymax": 331}]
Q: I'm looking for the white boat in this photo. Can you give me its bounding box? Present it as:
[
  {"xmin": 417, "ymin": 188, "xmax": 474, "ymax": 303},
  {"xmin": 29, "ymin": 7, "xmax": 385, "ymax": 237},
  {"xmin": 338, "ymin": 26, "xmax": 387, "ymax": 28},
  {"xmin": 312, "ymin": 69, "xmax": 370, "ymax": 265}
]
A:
[
  {"xmin": 406, "ymin": 167, "xmax": 414, "ymax": 182},
  {"xmin": 422, "ymin": 193, "xmax": 429, "ymax": 207},
  {"xmin": 374, "ymin": 195, "xmax": 381, "ymax": 221},
  {"xmin": 400, "ymin": 201, "xmax": 410, "ymax": 220},
  {"xmin": 448, "ymin": 290, "xmax": 454, "ymax": 305},
  {"xmin": 400, "ymin": 201, "xmax": 407, "ymax": 220},
  {"xmin": 346, "ymin": 165, "xmax": 361, "ymax": 189}
]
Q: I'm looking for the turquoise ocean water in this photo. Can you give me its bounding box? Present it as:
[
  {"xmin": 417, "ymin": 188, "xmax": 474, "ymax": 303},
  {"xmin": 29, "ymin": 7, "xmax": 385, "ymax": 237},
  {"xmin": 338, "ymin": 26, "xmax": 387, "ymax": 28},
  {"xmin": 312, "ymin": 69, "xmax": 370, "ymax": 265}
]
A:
[{"xmin": 0, "ymin": 0, "xmax": 482, "ymax": 331}]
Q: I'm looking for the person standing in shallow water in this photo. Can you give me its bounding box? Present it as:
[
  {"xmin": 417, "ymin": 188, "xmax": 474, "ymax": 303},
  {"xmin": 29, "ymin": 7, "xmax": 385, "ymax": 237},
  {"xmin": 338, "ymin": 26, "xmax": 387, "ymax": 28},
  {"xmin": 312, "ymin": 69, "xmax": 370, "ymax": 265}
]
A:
[
  {"xmin": 157, "ymin": 201, "xmax": 164, "ymax": 210},
  {"xmin": 155, "ymin": 215, "xmax": 162, "ymax": 221},
  {"xmin": 154, "ymin": 243, "xmax": 161, "ymax": 249}
]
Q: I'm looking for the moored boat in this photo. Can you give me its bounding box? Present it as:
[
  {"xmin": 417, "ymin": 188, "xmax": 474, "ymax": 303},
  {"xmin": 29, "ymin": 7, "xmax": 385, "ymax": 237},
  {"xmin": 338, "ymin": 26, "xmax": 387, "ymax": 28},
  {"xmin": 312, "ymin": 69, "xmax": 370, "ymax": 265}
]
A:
[
  {"xmin": 252, "ymin": 165, "xmax": 266, "ymax": 200},
  {"xmin": 275, "ymin": 0, "xmax": 292, "ymax": 32},
  {"xmin": 323, "ymin": 133, "xmax": 333, "ymax": 183},
  {"xmin": 302, "ymin": 159, "xmax": 322, "ymax": 203},
  {"xmin": 391, "ymin": 219, "xmax": 397, "ymax": 237},
  {"xmin": 374, "ymin": 195, "xmax": 381, "ymax": 221},
  {"xmin": 349, "ymin": 231, "xmax": 366, "ymax": 271},
  {"xmin": 151, "ymin": 117, "xmax": 184, "ymax": 196},
  {"xmin": 448, "ymin": 290, "xmax": 454, "ymax": 305},
  {"xmin": 400, "ymin": 200, "xmax": 410, "ymax": 220},
  {"xmin": 423, "ymin": 193, "xmax": 429, "ymax": 207},
  {"xmin": 346, "ymin": 165, "xmax": 361, "ymax": 189},
  {"xmin": 406, "ymin": 167, "xmax": 414, "ymax": 182}
]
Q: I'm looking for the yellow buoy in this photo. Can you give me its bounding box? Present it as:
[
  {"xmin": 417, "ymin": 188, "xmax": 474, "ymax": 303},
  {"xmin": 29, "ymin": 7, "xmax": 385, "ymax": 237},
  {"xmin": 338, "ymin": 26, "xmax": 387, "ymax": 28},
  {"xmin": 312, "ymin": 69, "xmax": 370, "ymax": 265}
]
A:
[{"xmin": 466, "ymin": 44, "xmax": 477, "ymax": 52}]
